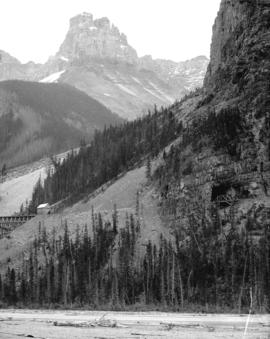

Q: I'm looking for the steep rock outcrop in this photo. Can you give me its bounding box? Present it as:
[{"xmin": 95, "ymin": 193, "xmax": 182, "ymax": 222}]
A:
[
  {"xmin": 203, "ymin": 0, "xmax": 270, "ymax": 163},
  {"xmin": 157, "ymin": 0, "xmax": 270, "ymax": 233},
  {"xmin": 205, "ymin": 0, "xmax": 270, "ymax": 100},
  {"xmin": 57, "ymin": 13, "xmax": 138, "ymax": 64}
]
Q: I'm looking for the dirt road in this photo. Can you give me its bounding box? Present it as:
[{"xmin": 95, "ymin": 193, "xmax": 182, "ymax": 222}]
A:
[{"xmin": 0, "ymin": 309, "xmax": 269, "ymax": 339}]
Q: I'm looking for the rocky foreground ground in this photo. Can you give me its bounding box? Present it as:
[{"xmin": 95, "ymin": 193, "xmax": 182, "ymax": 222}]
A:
[{"xmin": 0, "ymin": 310, "xmax": 269, "ymax": 339}]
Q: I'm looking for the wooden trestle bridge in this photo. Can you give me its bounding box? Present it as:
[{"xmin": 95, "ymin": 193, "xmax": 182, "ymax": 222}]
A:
[{"xmin": 0, "ymin": 215, "xmax": 36, "ymax": 239}]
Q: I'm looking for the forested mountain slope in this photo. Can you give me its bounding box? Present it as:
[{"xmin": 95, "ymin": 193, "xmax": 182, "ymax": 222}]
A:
[
  {"xmin": 0, "ymin": 80, "xmax": 122, "ymax": 168},
  {"xmin": 0, "ymin": 0, "xmax": 270, "ymax": 311}
]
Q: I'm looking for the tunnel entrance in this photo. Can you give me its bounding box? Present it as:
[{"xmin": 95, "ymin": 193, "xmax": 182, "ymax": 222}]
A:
[
  {"xmin": 211, "ymin": 183, "xmax": 231, "ymax": 201},
  {"xmin": 211, "ymin": 183, "xmax": 239, "ymax": 208}
]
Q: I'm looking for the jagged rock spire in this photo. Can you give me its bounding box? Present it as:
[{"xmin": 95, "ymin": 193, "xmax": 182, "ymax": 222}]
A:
[{"xmin": 57, "ymin": 12, "xmax": 138, "ymax": 64}]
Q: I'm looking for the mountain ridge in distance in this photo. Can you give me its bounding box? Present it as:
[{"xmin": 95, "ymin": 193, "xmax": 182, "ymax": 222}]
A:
[
  {"xmin": 0, "ymin": 12, "xmax": 209, "ymax": 119},
  {"xmin": 0, "ymin": 80, "xmax": 123, "ymax": 168}
]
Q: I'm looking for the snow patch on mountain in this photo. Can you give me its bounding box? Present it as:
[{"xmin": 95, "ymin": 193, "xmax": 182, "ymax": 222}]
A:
[
  {"xmin": 131, "ymin": 77, "xmax": 142, "ymax": 85},
  {"xmin": 40, "ymin": 70, "xmax": 66, "ymax": 83},
  {"xmin": 59, "ymin": 56, "xmax": 69, "ymax": 62},
  {"xmin": 148, "ymin": 82, "xmax": 174, "ymax": 102},
  {"xmin": 116, "ymin": 84, "xmax": 136, "ymax": 96},
  {"xmin": 144, "ymin": 87, "xmax": 161, "ymax": 100}
]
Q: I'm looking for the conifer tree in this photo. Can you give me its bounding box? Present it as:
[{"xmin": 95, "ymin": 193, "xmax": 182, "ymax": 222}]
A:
[{"xmin": 146, "ymin": 157, "xmax": 151, "ymax": 181}]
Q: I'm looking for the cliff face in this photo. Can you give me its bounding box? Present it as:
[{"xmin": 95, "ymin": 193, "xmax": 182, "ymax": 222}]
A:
[
  {"xmin": 205, "ymin": 0, "xmax": 247, "ymax": 81},
  {"xmin": 204, "ymin": 0, "xmax": 270, "ymax": 164},
  {"xmin": 205, "ymin": 0, "xmax": 270, "ymax": 99},
  {"xmin": 158, "ymin": 0, "xmax": 270, "ymax": 233},
  {"xmin": 57, "ymin": 13, "xmax": 138, "ymax": 64}
]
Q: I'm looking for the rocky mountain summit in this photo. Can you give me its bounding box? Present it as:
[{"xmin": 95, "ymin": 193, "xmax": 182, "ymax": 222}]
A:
[
  {"xmin": 57, "ymin": 12, "xmax": 138, "ymax": 64},
  {"xmin": 0, "ymin": 13, "xmax": 208, "ymax": 119}
]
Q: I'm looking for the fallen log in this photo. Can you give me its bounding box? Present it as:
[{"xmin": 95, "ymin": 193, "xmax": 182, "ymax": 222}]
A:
[
  {"xmin": 53, "ymin": 320, "xmax": 95, "ymax": 327},
  {"xmin": 161, "ymin": 322, "xmax": 202, "ymax": 330},
  {"xmin": 53, "ymin": 314, "xmax": 128, "ymax": 328}
]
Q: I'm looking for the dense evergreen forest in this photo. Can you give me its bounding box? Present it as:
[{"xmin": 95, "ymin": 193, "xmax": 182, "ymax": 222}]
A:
[
  {"xmin": 11, "ymin": 100, "xmax": 268, "ymax": 312},
  {"xmin": 1, "ymin": 207, "xmax": 269, "ymax": 311}
]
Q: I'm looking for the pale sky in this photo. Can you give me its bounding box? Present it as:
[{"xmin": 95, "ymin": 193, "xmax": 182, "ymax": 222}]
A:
[{"xmin": 0, "ymin": 0, "xmax": 221, "ymax": 64}]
